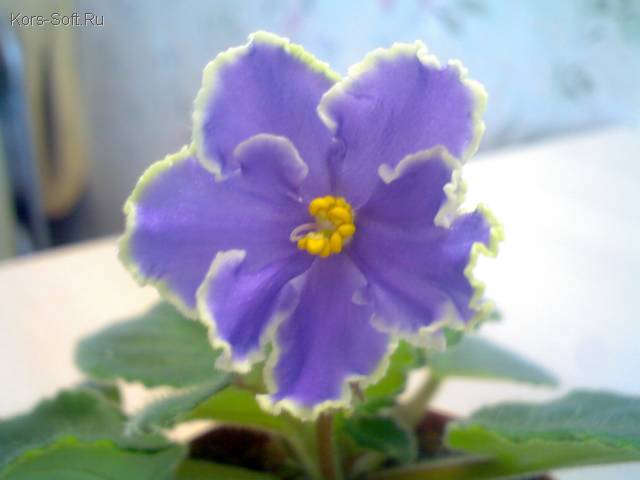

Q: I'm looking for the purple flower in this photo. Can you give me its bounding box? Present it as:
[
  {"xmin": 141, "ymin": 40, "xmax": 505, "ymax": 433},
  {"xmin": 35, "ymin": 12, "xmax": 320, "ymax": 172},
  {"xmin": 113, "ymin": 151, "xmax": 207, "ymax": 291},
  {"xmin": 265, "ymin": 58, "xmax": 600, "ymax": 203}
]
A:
[{"xmin": 120, "ymin": 32, "xmax": 501, "ymax": 418}]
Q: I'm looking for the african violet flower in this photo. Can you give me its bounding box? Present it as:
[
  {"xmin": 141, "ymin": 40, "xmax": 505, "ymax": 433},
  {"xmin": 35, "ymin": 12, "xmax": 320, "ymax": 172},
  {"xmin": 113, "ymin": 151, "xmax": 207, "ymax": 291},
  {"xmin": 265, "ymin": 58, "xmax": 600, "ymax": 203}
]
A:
[{"xmin": 120, "ymin": 32, "xmax": 501, "ymax": 418}]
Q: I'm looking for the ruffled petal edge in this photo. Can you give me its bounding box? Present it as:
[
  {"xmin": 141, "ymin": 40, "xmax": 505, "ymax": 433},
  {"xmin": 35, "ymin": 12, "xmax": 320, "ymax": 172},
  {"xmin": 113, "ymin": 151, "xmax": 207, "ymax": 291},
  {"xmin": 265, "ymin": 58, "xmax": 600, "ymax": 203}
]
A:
[
  {"xmin": 377, "ymin": 145, "xmax": 466, "ymax": 228},
  {"xmin": 371, "ymin": 146, "xmax": 503, "ymax": 347},
  {"xmin": 368, "ymin": 204, "xmax": 504, "ymax": 348},
  {"xmin": 195, "ymin": 251, "xmax": 395, "ymax": 420},
  {"xmin": 463, "ymin": 203, "xmax": 504, "ymax": 326},
  {"xmin": 118, "ymin": 144, "xmax": 200, "ymax": 318},
  {"xmin": 193, "ymin": 31, "xmax": 341, "ymax": 178},
  {"xmin": 257, "ymin": 337, "xmax": 399, "ymax": 421},
  {"xmin": 317, "ymin": 40, "xmax": 488, "ymax": 163},
  {"xmin": 195, "ymin": 250, "xmax": 295, "ymax": 374},
  {"xmin": 197, "ymin": 252, "xmax": 394, "ymax": 420}
]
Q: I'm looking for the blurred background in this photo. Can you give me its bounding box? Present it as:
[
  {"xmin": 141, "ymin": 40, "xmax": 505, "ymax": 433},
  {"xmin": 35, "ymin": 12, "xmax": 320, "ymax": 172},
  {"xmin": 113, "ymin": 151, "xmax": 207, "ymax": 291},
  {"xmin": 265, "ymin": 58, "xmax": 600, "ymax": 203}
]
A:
[{"xmin": 0, "ymin": 0, "xmax": 639, "ymax": 258}]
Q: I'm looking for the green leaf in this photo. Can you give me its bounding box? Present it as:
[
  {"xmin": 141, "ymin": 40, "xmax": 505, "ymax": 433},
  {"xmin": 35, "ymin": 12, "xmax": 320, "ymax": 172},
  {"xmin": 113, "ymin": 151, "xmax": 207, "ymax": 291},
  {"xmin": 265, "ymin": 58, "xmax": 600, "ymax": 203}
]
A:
[
  {"xmin": 1, "ymin": 437, "xmax": 185, "ymax": 480},
  {"xmin": 344, "ymin": 415, "xmax": 416, "ymax": 463},
  {"xmin": 175, "ymin": 459, "xmax": 278, "ymax": 480},
  {"xmin": 429, "ymin": 335, "xmax": 557, "ymax": 385},
  {"xmin": 445, "ymin": 390, "xmax": 640, "ymax": 477},
  {"xmin": 443, "ymin": 328, "xmax": 464, "ymax": 347},
  {"xmin": 129, "ymin": 376, "xmax": 231, "ymax": 433},
  {"xmin": 78, "ymin": 380, "xmax": 122, "ymax": 405},
  {"xmin": 0, "ymin": 389, "xmax": 167, "ymax": 470},
  {"xmin": 76, "ymin": 302, "xmax": 222, "ymax": 388},
  {"xmin": 362, "ymin": 341, "xmax": 418, "ymax": 412},
  {"xmin": 188, "ymin": 387, "xmax": 289, "ymax": 434}
]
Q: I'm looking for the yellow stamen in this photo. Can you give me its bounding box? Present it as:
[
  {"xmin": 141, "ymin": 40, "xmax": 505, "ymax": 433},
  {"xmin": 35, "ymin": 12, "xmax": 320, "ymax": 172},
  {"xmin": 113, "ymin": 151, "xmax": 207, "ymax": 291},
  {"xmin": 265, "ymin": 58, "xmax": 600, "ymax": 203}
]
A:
[
  {"xmin": 309, "ymin": 198, "xmax": 330, "ymax": 216},
  {"xmin": 328, "ymin": 207, "xmax": 351, "ymax": 225},
  {"xmin": 306, "ymin": 235, "xmax": 327, "ymax": 255},
  {"xmin": 330, "ymin": 232, "xmax": 343, "ymax": 253},
  {"xmin": 320, "ymin": 243, "xmax": 332, "ymax": 257},
  {"xmin": 337, "ymin": 224, "xmax": 355, "ymax": 237},
  {"xmin": 293, "ymin": 195, "xmax": 356, "ymax": 258}
]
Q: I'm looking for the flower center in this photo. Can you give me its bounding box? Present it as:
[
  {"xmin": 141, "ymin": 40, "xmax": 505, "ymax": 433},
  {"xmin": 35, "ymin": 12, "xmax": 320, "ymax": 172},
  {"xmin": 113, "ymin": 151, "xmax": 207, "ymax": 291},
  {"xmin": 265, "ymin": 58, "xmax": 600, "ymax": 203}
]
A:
[{"xmin": 290, "ymin": 195, "xmax": 356, "ymax": 258}]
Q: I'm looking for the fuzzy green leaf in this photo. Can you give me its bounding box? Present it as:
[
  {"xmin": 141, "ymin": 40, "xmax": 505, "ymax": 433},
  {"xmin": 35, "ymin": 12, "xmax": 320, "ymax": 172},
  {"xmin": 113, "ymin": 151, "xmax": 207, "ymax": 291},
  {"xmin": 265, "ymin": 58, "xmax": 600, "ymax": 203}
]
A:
[
  {"xmin": 0, "ymin": 389, "xmax": 167, "ymax": 470},
  {"xmin": 0, "ymin": 437, "xmax": 184, "ymax": 480},
  {"xmin": 445, "ymin": 390, "xmax": 640, "ymax": 477},
  {"xmin": 188, "ymin": 387, "xmax": 290, "ymax": 434},
  {"xmin": 78, "ymin": 380, "xmax": 122, "ymax": 405},
  {"xmin": 344, "ymin": 415, "xmax": 416, "ymax": 463},
  {"xmin": 442, "ymin": 328, "xmax": 464, "ymax": 347},
  {"xmin": 429, "ymin": 335, "xmax": 556, "ymax": 385},
  {"xmin": 361, "ymin": 342, "xmax": 418, "ymax": 412},
  {"xmin": 129, "ymin": 376, "xmax": 231, "ymax": 434},
  {"xmin": 370, "ymin": 391, "xmax": 640, "ymax": 480},
  {"xmin": 76, "ymin": 302, "xmax": 221, "ymax": 388}
]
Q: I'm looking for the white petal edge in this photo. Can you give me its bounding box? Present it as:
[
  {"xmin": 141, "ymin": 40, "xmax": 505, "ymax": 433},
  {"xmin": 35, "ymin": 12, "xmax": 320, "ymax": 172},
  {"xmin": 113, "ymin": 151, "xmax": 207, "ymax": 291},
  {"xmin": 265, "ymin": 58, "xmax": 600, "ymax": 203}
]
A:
[
  {"xmin": 197, "ymin": 251, "xmax": 398, "ymax": 421},
  {"xmin": 371, "ymin": 146, "xmax": 503, "ymax": 348},
  {"xmin": 118, "ymin": 144, "xmax": 200, "ymax": 319},
  {"xmin": 120, "ymin": 134, "xmax": 309, "ymax": 321},
  {"xmin": 192, "ymin": 30, "xmax": 340, "ymax": 179},
  {"xmin": 317, "ymin": 40, "xmax": 488, "ymax": 163},
  {"xmin": 257, "ymin": 333, "xmax": 399, "ymax": 422},
  {"xmin": 195, "ymin": 249, "xmax": 301, "ymax": 375}
]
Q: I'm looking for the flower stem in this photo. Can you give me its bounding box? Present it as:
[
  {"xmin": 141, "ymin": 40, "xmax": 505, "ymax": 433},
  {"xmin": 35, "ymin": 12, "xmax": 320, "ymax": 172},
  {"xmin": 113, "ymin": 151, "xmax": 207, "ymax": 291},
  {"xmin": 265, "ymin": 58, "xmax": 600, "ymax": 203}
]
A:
[
  {"xmin": 395, "ymin": 372, "xmax": 443, "ymax": 427},
  {"xmin": 316, "ymin": 412, "xmax": 343, "ymax": 480}
]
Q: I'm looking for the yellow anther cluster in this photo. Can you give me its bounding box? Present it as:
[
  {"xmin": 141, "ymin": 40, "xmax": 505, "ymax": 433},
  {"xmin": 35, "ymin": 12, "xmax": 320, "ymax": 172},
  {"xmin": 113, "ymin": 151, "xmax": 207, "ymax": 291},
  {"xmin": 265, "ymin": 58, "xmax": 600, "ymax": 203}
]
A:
[{"xmin": 296, "ymin": 195, "xmax": 356, "ymax": 258}]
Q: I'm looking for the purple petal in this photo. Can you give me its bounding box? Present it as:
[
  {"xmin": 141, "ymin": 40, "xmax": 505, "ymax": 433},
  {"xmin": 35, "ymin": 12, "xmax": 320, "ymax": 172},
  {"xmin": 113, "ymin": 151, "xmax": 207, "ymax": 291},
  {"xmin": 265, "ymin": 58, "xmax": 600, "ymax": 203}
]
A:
[
  {"xmin": 193, "ymin": 31, "xmax": 340, "ymax": 200},
  {"xmin": 348, "ymin": 149, "xmax": 500, "ymax": 340},
  {"xmin": 319, "ymin": 42, "xmax": 486, "ymax": 206},
  {"xmin": 119, "ymin": 136, "xmax": 311, "ymax": 315},
  {"xmin": 267, "ymin": 254, "xmax": 388, "ymax": 413},
  {"xmin": 197, "ymin": 250, "xmax": 309, "ymax": 371}
]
